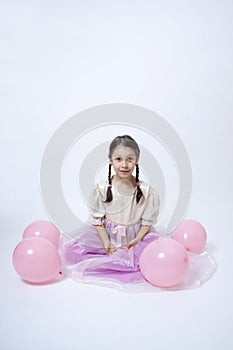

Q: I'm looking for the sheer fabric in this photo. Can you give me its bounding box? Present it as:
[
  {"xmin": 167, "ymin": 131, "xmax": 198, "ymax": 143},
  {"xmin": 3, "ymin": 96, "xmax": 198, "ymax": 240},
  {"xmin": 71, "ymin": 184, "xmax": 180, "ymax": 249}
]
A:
[{"xmin": 59, "ymin": 180, "xmax": 217, "ymax": 292}]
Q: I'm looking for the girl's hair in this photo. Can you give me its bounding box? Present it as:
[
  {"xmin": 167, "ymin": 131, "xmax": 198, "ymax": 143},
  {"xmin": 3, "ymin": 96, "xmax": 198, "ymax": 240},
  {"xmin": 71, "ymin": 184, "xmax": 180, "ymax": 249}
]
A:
[{"xmin": 105, "ymin": 135, "xmax": 143, "ymax": 204}]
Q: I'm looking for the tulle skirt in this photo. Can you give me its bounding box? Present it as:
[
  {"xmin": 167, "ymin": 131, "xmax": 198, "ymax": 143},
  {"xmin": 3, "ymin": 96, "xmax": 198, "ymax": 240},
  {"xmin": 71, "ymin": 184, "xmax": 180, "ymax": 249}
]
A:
[{"xmin": 59, "ymin": 220, "xmax": 217, "ymax": 292}]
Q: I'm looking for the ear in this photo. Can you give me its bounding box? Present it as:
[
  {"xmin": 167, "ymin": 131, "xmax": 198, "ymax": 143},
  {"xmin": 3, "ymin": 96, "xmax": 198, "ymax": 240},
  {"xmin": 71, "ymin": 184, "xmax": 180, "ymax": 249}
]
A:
[{"xmin": 109, "ymin": 158, "xmax": 112, "ymax": 165}]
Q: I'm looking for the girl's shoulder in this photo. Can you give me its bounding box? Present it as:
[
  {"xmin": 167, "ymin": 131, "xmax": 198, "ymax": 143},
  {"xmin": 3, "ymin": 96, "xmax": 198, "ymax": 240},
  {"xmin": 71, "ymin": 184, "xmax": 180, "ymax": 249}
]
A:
[
  {"xmin": 91, "ymin": 181, "xmax": 108, "ymax": 198},
  {"xmin": 139, "ymin": 181, "xmax": 159, "ymax": 197}
]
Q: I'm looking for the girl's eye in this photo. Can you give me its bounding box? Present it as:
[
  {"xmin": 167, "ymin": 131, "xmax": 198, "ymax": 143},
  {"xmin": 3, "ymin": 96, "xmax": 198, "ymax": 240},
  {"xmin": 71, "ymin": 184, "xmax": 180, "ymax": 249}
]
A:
[{"xmin": 115, "ymin": 157, "xmax": 122, "ymax": 161}]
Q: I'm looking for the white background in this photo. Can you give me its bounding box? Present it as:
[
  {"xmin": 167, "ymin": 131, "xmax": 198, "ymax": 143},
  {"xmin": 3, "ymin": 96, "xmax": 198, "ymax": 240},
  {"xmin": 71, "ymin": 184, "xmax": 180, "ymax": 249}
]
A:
[{"xmin": 1, "ymin": 1, "xmax": 233, "ymax": 350}]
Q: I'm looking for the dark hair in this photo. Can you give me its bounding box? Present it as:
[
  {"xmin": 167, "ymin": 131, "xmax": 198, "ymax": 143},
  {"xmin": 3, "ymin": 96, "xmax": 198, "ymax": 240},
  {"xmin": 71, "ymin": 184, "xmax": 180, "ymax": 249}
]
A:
[{"xmin": 105, "ymin": 135, "xmax": 143, "ymax": 204}]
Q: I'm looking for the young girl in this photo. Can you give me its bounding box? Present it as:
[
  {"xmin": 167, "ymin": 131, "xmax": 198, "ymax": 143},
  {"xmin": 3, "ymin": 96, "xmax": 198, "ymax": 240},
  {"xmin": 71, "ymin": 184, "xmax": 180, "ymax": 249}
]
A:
[{"xmin": 60, "ymin": 135, "xmax": 161, "ymax": 289}]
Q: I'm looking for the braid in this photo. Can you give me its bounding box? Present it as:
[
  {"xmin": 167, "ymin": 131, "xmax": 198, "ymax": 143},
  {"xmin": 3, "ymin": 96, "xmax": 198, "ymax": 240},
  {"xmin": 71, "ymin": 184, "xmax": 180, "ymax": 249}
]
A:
[
  {"xmin": 104, "ymin": 164, "xmax": 113, "ymax": 203},
  {"xmin": 135, "ymin": 164, "xmax": 143, "ymax": 203}
]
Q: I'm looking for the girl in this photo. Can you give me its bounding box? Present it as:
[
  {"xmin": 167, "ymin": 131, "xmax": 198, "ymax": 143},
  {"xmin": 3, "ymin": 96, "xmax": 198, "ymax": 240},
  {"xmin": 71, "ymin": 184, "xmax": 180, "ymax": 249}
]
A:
[{"xmin": 60, "ymin": 135, "xmax": 161, "ymax": 289}]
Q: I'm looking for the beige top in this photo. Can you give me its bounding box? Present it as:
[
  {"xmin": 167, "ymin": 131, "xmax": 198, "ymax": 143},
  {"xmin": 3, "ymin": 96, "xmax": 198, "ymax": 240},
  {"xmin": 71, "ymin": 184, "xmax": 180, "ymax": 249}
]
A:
[{"xmin": 88, "ymin": 180, "xmax": 160, "ymax": 226}]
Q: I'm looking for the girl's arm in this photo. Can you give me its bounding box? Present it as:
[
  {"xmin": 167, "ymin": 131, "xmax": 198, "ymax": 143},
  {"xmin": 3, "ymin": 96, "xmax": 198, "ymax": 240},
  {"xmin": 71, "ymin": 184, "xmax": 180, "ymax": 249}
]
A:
[
  {"xmin": 122, "ymin": 225, "xmax": 151, "ymax": 250},
  {"xmin": 122, "ymin": 187, "xmax": 160, "ymax": 250},
  {"xmin": 94, "ymin": 225, "xmax": 116, "ymax": 255}
]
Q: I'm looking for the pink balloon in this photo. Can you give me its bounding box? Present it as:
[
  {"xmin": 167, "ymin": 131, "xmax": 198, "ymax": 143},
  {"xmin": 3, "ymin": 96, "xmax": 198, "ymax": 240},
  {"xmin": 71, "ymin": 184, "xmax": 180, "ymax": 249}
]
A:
[
  {"xmin": 12, "ymin": 237, "xmax": 61, "ymax": 283},
  {"xmin": 140, "ymin": 238, "xmax": 189, "ymax": 288},
  {"xmin": 23, "ymin": 220, "xmax": 60, "ymax": 248},
  {"xmin": 171, "ymin": 219, "xmax": 207, "ymax": 253}
]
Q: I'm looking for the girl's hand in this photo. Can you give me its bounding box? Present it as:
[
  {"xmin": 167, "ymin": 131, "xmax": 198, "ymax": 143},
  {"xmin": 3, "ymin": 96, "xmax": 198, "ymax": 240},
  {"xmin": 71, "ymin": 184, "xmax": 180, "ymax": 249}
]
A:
[
  {"xmin": 122, "ymin": 238, "xmax": 140, "ymax": 250},
  {"xmin": 104, "ymin": 240, "xmax": 117, "ymax": 255}
]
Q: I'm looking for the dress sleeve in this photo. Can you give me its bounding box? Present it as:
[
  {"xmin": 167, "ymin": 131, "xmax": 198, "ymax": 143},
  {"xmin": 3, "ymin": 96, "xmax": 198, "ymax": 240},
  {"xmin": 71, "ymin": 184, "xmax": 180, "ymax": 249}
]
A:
[
  {"xmin": 88, "ymin": 184, "xmax": 106, "ymax": 225},
  {"xmin": 141, "ymin": 187, "xmax": 160, "ymax": 226}
]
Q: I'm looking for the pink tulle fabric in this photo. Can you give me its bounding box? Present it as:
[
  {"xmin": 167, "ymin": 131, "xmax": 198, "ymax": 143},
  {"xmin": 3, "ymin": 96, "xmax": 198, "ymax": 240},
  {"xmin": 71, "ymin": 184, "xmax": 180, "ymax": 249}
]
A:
[{"xmin": 59, "ymin": 220, "xmax": 217, "ymax": 292}]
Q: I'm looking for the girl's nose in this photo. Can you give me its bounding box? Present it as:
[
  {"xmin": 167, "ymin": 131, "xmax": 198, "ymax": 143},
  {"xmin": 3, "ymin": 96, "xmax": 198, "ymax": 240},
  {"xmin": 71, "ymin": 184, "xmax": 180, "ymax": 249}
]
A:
[{"xmin": 122, "ymin": 159, "xmax": 128, "ymax": 167}]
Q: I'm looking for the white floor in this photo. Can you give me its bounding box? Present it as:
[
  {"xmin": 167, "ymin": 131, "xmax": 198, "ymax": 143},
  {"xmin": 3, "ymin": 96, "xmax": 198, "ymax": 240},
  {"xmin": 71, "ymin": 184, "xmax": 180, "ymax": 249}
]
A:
[
  {"xmin": 1, "ymin": 211, "xmax": 233, "ymax": 350},
  {"xmin": 1, "ymin": 1, "xmax": 233, "ymax": 349}
]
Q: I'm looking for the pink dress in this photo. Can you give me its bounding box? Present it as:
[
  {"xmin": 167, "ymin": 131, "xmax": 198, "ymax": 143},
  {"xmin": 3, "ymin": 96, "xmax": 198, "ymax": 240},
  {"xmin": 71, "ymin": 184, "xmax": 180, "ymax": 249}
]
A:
[{"xmin": 59, "ymin": 180, "xmax": 217, "ymax": 292}]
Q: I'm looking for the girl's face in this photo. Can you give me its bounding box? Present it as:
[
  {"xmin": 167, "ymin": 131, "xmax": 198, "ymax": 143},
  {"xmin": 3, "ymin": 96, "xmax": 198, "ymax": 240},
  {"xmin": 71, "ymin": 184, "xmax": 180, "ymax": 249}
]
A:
[{"xmin": 109, "ymin": 145, "xmax": 137, "ymax": 181}]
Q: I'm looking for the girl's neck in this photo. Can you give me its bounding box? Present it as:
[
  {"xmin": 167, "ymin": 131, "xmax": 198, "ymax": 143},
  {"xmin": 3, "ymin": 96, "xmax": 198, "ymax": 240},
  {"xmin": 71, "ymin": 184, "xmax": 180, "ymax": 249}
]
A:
[
  {"xmin": 112, "ymin": 175, "xmax": 137, "ymax": 195},
  {"xmin": 112, "ymin": 174, "xmax": 136, "ymax": 186}
]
